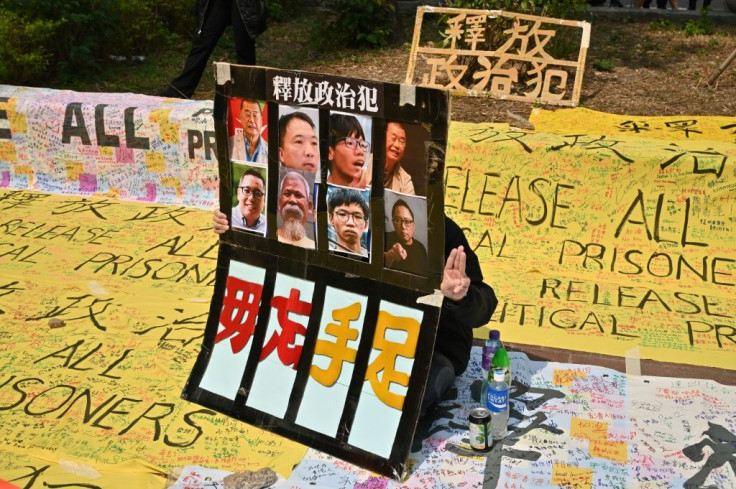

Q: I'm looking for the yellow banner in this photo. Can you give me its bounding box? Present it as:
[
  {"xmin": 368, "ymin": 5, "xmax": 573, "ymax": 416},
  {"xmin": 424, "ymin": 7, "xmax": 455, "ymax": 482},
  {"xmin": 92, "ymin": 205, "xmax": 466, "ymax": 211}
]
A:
[
  {"xmin": 0, "ymin": 190, "xmax": 306, "ymax": 486},
  {"xmin": 448, "ymin": 108, "xmax": 736, "ymax": 369}
]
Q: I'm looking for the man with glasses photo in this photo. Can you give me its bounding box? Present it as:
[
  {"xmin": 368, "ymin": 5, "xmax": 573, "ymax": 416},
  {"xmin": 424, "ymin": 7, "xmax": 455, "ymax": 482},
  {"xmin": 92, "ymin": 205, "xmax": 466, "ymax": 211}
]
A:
[
  {"xmin": 231, "ymin": 168, "xmax": 266, "ymax": 234},
  {"xmin": 384, "ymin": 199, "xmax": 427, "ymax": 273},
  {"xmin": 327, "ymin": 113, "xmax": 370, "ymax": 188},
  {"xmin": 327, "ymin": 188, "xmax": 370, "ymax": 257},
  {"xmin": 230, "ymin": 98, "xmax": 267, "ymax": 164}
]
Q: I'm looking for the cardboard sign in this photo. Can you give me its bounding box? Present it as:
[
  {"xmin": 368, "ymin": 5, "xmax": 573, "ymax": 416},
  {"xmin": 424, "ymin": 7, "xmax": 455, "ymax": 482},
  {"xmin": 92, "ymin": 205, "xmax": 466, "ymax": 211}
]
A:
[
  {"xmin": 406, "ymin": 6, "xmax": 591, "ymax": 106},
  {"xmin": 183, "ymin": 65, "xmax": 450, "ymax": 478}
]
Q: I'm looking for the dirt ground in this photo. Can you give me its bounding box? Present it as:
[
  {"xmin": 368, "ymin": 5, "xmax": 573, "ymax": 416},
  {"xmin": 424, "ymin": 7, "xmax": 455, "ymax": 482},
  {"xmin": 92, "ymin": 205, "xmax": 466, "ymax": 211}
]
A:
[{"xmin": 293, "ymin": 16, "xmax": 736, "ymax": 123}]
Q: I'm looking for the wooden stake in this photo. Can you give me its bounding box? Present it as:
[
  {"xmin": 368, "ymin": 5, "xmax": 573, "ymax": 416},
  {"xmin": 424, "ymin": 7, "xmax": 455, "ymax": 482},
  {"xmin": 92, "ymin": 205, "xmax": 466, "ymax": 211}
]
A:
[{"xmin": 707, "ymin": 47, "xmax": 736, "ymax": 86}]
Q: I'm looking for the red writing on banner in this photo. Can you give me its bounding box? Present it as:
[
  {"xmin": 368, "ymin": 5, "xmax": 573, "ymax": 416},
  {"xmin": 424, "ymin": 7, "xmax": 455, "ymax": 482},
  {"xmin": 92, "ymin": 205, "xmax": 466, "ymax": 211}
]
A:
[
  {"xmin": 261, "ymin": 288, "xmax": 312, "ymax": 368},
  {"xmin": 216, "ymin": 275, "xmax": 263, "ymax": 353}
]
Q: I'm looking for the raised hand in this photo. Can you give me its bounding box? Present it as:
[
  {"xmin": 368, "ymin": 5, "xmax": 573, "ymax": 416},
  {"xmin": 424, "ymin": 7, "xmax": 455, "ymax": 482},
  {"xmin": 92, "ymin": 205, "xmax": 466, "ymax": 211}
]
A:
[{"xmin": 441, "ymin": 245, "xmax": 470, "ymax": 302}]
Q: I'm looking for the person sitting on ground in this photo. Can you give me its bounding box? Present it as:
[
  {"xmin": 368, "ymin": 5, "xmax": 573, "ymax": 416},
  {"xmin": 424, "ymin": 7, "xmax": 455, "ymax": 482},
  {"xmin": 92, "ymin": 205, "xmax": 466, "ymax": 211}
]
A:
[
  {"xmin": 424, "ymin": 216, "xmax": 497, "ymax": 416},
  {"xmin": 213, "ymin": 204, "xmax": 498, "ymax": 419}
]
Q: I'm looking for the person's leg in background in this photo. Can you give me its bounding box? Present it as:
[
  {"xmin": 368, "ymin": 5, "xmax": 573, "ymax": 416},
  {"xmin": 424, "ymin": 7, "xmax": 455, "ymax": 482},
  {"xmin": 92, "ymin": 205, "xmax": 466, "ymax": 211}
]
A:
[
  {"xmin": 231, "ymin": 0, "xmax": 256, "ymax": 65},
  {"xmin": 162, "ymin": 0, "xmax": 231, "ymax": 98},
  {"xmin": 419, "ymin": 351, "xmax": 457, "ymax": 418},
  {"xmin": 689, "ymin": 0, "xmax": 711, "ymax": 9}
]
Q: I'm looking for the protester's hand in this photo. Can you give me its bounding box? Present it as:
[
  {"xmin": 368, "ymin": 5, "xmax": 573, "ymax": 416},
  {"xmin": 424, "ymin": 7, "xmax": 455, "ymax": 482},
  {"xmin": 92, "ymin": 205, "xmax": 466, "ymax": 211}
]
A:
[
  {"xmin": 441, "ymin": 246, "xmax": 470, "ymax": 302},
  {"xmin": 213, "ymin": 209, "xmax": 229, "ymax": 234},
  {"xmin": 384, "ymin": 242, "xmax": 407, "ymax": 267}
]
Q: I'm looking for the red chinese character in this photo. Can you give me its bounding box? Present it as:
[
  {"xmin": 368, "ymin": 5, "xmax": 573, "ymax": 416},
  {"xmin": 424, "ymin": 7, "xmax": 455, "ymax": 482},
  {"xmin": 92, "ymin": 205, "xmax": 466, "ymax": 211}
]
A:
[
  {"xmin": 216, "ymin": 275, "xmax": 264, "ymax": 354},
  {"xmin": 261, "ymin": 288, "xmax": 312, "ymax": 368}
]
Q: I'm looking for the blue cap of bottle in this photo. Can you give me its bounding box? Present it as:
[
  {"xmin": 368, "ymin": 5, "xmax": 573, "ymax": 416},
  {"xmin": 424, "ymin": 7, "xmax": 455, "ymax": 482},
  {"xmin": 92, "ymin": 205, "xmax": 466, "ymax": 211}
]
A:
[{"xmin": 489, "ymin": 330, "xmax": 500, "ymax": 340}]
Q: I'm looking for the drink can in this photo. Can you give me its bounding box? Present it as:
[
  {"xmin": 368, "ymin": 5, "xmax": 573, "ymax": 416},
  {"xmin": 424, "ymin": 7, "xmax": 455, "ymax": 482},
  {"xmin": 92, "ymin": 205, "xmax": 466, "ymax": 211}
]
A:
[{"xmin": 469, "ymin": 407, "xmax": 492, "ymax": 451}]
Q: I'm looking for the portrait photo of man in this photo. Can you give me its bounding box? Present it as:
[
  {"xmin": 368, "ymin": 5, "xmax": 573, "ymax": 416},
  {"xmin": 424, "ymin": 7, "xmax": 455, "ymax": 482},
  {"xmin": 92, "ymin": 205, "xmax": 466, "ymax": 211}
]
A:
[
  {"xmin": 384, "ymin": 196, "xmax": 428, "ymax": 274},
  {"xmin": 365, "ymin": 121, "xmax": 430, "ymax": 196},
  {"xmin": 229, "ymin": 98, "xmax": 268, "ymax": 164},
  {"xmin": 231, "ymin": 165, "xmax": 267, "ymax": 235},
  {"xmin": 278, "ymin": 106, "xmax": 319, "ymax": 174},
  {"xmin": 327, "ymin": 112, "xmax": 372, "ymax": 189},
  {"xmin": 327, "ymin": 186, "xmax": 371, "ymax": 258},
  {"xmin": 276, "ymin": 171, "xmax": 315, "ymax": 249}
]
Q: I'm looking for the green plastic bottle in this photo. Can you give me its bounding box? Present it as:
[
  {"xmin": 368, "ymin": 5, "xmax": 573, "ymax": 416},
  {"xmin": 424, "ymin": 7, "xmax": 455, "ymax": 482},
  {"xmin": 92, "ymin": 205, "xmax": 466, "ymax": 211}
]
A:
[{"xmin": 490, "ymin": 346, "xmax": 512, "ymax": 388}]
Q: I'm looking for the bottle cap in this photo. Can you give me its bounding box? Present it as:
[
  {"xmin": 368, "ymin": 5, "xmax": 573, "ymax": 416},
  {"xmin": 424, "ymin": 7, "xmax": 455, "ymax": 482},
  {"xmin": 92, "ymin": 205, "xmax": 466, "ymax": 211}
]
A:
[
  {"xmin": 493, "ymin": 368, "xmax": 505, "ymax": 382},
  {"xmin": 489, "ymin": 330, "xmax": 500, "ymax": 340}
]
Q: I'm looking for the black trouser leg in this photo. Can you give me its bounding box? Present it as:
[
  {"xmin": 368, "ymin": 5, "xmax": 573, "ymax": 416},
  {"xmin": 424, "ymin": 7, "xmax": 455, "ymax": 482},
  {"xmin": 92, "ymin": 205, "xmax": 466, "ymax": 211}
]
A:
[
  {"xmin": 419, "ymin": 351, "xmax": 456, "ymax": 418},
  {"xmin": 165, "ymin": 0, "xmax": 231, "ymax": 98},
  {"xmin": 689, "ymin": 0, "xmax": 697, "ymax": 9},
  {"xmin": 231, "ymin": 0, "xmax": 256, "ymax": 65}
]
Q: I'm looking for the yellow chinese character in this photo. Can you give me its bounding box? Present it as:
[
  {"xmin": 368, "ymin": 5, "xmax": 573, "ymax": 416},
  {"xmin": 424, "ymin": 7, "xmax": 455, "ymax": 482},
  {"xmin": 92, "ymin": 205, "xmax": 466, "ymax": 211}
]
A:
[
  {"xmin": 310, "ymin": 302, "xmax": 361, "ymax": 386},
  {"xmin": 365, "ymin": 310, "xmax": 420, "ymax": 410}
]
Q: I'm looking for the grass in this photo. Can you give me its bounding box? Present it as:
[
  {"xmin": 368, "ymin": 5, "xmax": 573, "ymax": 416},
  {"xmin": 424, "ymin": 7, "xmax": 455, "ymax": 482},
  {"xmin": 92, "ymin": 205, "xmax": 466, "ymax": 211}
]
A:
[
  {"xmin": 48, "ymin": 12, "xmax": 321, "ymax": 99},
  {"xmin": 39, "ymin": 12, "xmax": 735, "ymax": 105}
]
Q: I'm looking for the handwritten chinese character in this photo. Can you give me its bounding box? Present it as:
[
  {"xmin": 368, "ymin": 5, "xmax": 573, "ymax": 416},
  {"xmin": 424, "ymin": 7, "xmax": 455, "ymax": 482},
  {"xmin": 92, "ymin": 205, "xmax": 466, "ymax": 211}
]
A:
[
  {"xmin": 51, "ymin": 198, "xmax": 117, "ymax": 219},
  {"xmin": 134, "ymin": 307, "xmax": 207, "ymax": 347},
  {"xmin": 364, "ymin": 310, "xmax": 420, "ymax": 410},
  {"xmin": 0, "ymin": 190, "xmax": 51, "ymax": 211},
  {"xmin": 665, "ymin": 119, "xmax": 702, "ymax": 138},
  {"xmin": 261, "ymin": 287, "xmax": 312, "ymax": 368},
  {"xmin": 310, "ymin": 302, "xmax": 361, "ymax": 386},
  {"xmin": 216, "ymin": 275, "xmax": 264, "ymax": 354},
  {"xmin": 125, "ymin": 205, "xmax": 194, "ymax": 225},
  {"xmin": 660, "ymin": 144, "xmax": 727, "ymax": 178},
  {"xmin": 0, "ymin": 280, "xmax": 23, "ymax": 315},
  {"xmin": 27, "ymin": 294, "xmax": 115, "ymax": 331}
]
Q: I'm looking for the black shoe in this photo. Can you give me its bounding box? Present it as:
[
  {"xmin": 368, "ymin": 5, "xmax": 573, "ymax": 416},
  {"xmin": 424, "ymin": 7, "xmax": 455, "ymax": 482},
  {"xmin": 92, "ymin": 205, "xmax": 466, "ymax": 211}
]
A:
[{"xmin": 611, "ymin": 0, "xmax": 624, "ymax": 7}]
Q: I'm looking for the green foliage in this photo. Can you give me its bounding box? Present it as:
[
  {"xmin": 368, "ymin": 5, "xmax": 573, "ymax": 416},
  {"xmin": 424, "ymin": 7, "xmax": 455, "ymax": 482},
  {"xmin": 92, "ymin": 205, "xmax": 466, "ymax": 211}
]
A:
[
  {"xmin": 0, "ymin": 0, "xmax": 192, "ymax": 85},
  {"xmin": 1, "ymin": 0, "xmax": 119, "ymax": 81},
  {"xmin": 316, "ymin": 0, "xmax": 398, "ymax": 49},
  {"xmin": 0, "ymin": 9, "xmax": 59, "ymax": 84},
  {"xmin": 446, "ymin": 0, "xmax": 588, "ymax": 20},
  {"xmin": 592, "ymin": 58, "xmax": 615, "ymax": 72},
  {"xmin": 649, "ymin": 18, "xmax": 673, "ymax": 31},
  {"xmin": 683, "ymin": 9, "xmax": 713, "ymax": 36},
  {"xmin": 266, "ymin": 0, "xmax": 303, "ymax": 22}
]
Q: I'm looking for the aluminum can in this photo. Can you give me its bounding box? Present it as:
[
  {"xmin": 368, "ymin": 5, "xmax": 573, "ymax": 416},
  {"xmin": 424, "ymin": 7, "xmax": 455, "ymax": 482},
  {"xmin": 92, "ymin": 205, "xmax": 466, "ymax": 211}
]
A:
[{"xmin": 469, "ymin": 407, "xmax": 492, "ymax": 451}]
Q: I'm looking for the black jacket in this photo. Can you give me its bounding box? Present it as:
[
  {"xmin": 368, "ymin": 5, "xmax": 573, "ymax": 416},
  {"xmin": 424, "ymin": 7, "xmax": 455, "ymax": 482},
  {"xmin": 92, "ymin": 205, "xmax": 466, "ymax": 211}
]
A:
[
  {"xmin": 437, "ymin": 216, "xmax": 498, "ymax": 375},
  {"xmin": 197, "ymin": 0, "xmax": 267, "ymax": 39}
]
